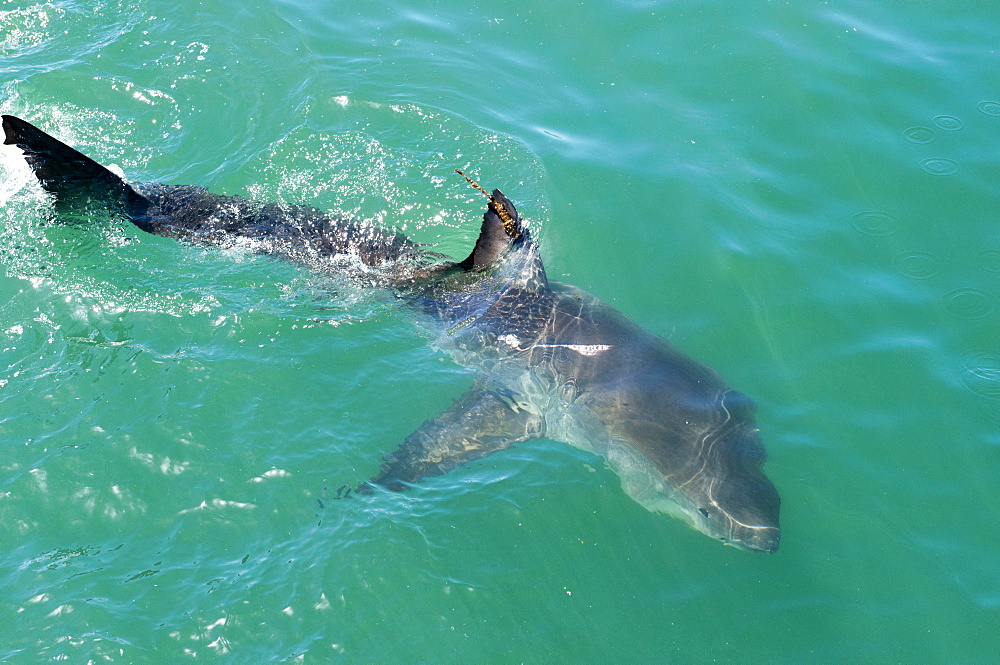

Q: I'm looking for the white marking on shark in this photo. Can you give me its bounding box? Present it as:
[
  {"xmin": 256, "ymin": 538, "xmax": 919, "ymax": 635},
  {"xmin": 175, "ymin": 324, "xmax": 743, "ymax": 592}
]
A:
[{"xmin": 498, "ymin": 333, "xmax": 612, "ymax": 357}]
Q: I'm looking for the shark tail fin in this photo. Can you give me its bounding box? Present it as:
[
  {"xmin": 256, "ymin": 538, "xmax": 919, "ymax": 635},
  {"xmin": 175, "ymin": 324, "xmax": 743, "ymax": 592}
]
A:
[
  {"xmin": 2, "ymin": 114, "xmax": 151, "ymax": 220},
  {"xmin": 455, "ymin": 170, "xmax": 525, "ymax": 270}
]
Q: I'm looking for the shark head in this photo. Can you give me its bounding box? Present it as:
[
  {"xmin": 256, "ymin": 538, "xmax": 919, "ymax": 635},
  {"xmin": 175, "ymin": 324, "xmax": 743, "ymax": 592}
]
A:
[
  {"xmin": 676, "ymin": 404, "xmax": 782, "ymax": 554},
  {"xmin": 591, "ymin": 351, "xmax": 782, "ymax": 553}
]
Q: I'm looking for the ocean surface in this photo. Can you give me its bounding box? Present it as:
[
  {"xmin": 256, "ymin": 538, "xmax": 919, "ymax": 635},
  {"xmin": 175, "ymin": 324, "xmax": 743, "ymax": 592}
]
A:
[{"xmin": 2, "ymin": 1, "xmax": 998, "ymax": 662}]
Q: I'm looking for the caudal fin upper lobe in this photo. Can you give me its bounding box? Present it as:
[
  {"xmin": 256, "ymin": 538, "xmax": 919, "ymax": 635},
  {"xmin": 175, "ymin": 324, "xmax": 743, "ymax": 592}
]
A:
[{"xmin": 2, "ymin": 114, "xmax": 151, "ymax": 222}]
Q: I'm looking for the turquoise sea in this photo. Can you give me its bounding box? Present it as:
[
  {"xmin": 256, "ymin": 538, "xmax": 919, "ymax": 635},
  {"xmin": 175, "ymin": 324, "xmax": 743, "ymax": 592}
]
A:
[{"xmin": 2, "ymin": 1, "xmax": 998, "ymax": 662}]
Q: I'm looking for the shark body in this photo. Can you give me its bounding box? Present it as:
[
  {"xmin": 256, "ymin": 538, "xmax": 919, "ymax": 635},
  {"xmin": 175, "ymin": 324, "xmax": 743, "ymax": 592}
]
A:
[{"xmin": 3, "ymin": 113, "xmax": 780, "ymax": 552}]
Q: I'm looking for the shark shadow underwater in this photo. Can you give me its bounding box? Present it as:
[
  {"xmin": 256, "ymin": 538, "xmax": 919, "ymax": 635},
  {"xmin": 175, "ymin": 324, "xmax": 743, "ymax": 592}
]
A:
[{"xmin": 2, "ymin": 114, "xmax": 781, "ymax": 552}]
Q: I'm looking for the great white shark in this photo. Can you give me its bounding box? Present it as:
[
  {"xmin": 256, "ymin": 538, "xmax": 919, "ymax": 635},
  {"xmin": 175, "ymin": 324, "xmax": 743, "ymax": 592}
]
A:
[{"xmin": 2, "ymin": 113, "xmax": 781, "ymax": 552}]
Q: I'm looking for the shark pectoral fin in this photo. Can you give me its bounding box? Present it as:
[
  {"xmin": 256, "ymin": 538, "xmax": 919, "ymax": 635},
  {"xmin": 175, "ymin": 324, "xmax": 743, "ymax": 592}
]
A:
[
  {"xmin": 2, "ymin": 114, "xmax": 152, "ymax": 223},
  {"xmin": 360, "ymin": 380, "xmax": 544, "ymax": 493}
]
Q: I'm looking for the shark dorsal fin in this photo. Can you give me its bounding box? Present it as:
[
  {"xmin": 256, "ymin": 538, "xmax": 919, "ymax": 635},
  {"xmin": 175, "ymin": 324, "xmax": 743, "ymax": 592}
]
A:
[
  {"xmin": 455, "ymin": 169, "xmax": 521, "ymax": 239},
  {"xmin": 455, "ymin": 170, "xmax": 526, "ymax": 270}
]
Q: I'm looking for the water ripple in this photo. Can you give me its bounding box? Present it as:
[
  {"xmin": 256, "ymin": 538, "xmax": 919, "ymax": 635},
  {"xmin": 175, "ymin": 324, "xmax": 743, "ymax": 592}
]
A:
[
  {"xmin": 893, "ymin": 251, "xmax": 939, "ymax": 279},
  {"xmin": 943, "ymin": 288, "xmax": 994, "ymax": 319},
  {"xmin": 851, "ymin": 211, "xmax": 898, "ymax": 237},
  {"xmin": 960, "ymin": 352, "xmax": 1000, "ymax": 400},
  {"xmin": 976, "ymin": 101, "xmax": 1000, "ymax": 117},
  {"xmin": 931, "ymin": 115, "xmax": 963, "ymax": 131},
  {"xmin": 903, "ymin": 126, "xmax": 935, "ymax": 144},
  {"xmin": 975, "ymin": 249, "xmax": 1000, "ymax": 273},
  {"xmin": 920, "ymin": 158, "xmax": 959, "ymax": 176}
]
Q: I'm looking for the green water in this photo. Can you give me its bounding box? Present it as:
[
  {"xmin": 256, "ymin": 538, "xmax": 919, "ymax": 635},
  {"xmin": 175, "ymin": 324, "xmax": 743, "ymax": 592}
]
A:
[{"xmin": 2, "ymin": 0, "xmax": 998, "ymax": 662}]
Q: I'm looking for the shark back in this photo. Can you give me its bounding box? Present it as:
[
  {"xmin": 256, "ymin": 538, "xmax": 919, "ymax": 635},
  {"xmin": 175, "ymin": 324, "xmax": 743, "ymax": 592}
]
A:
[
  {"xmin": 3, "ymin": 114, "xmax": 424, "ymax": 270},
  {"xmin": 133, "ymin": 182, "xmax": 424, "ymax": 267}
]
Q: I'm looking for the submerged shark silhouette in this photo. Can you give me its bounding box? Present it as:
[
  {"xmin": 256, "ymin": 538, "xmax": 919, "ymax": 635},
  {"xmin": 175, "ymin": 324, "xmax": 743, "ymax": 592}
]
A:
[{"xmin": 2, "ymin": 113, "xmax": 781, "ymax": 552}]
